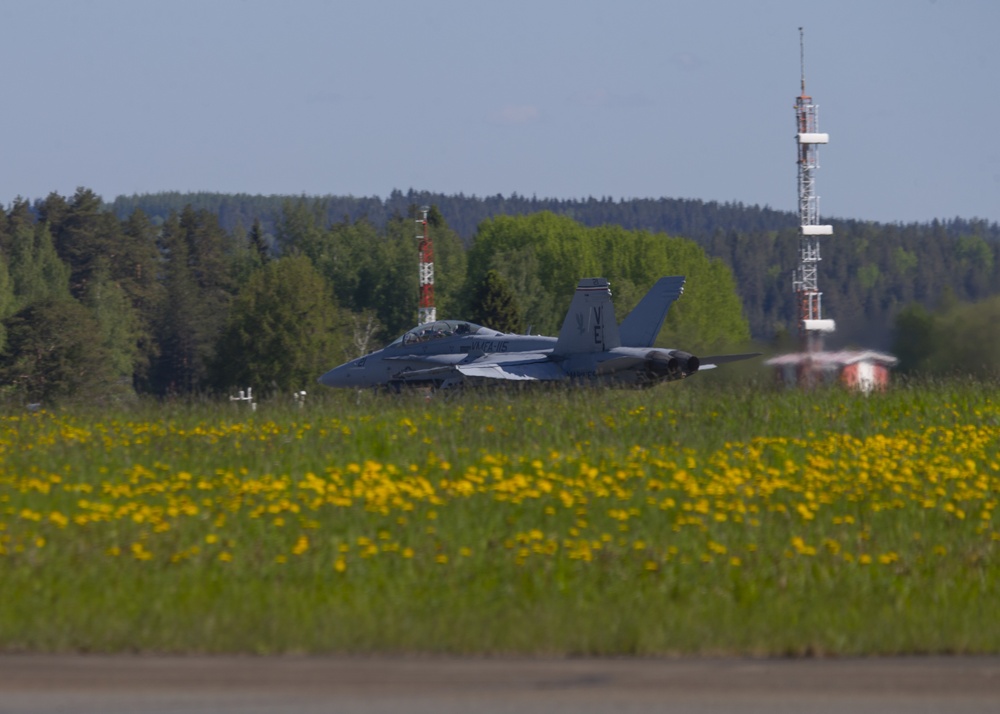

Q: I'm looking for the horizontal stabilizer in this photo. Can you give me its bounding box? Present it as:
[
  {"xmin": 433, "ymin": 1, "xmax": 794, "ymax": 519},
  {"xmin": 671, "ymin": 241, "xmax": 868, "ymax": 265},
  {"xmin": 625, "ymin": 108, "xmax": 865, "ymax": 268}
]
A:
[{"xmin": 619, "ymin": 276, "xmax": 686, "ymax": 347}]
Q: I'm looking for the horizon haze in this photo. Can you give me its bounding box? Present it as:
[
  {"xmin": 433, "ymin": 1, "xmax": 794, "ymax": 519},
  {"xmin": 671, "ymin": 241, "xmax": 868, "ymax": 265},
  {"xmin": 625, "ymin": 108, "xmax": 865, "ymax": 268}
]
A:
[{"xmin": 2, "ymin": 0, "xmax": 998, "ymax": 226}]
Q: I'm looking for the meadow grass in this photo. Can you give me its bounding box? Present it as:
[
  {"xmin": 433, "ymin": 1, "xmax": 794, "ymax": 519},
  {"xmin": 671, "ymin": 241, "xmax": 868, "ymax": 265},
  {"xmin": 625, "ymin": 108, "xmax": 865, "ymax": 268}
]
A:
[{"xmin": 0, "ymin": 377, "xmax": 997, "ymax": 654}]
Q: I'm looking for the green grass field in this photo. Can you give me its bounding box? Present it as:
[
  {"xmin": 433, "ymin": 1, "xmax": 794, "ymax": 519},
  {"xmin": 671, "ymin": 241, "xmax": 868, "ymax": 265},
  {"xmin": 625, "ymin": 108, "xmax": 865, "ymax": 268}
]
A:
[{"xmin": 0, "ymin": 378, "xmax": 997, "ymax": 654}]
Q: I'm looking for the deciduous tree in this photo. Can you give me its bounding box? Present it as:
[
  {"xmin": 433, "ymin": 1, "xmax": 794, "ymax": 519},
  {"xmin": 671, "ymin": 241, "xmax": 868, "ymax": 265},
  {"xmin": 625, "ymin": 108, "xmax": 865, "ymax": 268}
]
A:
[{"xmin": 212, "ymin": 256, "xmax": 342, "ymax": 395}]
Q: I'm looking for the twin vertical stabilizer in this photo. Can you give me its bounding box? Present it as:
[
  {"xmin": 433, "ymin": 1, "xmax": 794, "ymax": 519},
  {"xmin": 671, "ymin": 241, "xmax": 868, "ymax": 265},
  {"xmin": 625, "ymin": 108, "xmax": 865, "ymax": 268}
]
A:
[
  {"xmin": 619, "ymin": 276, "xmax": 686, "ymax": 347},
  {"xmin": 554, "ymin": 278, "xmax": 621, "ymax": 355}
]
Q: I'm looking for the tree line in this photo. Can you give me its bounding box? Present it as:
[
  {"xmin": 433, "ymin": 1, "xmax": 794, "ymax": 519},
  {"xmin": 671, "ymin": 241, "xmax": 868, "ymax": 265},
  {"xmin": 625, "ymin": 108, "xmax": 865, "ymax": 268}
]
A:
[
  {"xmin": 0, "ymin": 189, "xmax": 753, "ymax": 405},
  {"xmin": 5, "ymin": 187, "xmax": 999, "ymax": 406},
  {"xmin": 110, "ymin": 190, "xmax": 1000, "ymax": 350}
]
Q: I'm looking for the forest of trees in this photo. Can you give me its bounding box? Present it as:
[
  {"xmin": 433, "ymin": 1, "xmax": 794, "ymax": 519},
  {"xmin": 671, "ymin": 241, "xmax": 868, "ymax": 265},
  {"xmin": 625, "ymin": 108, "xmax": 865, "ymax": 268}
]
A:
[
  {"xmin": 0, "ymin": 188, "xmax": 758, "ymax": 405},
  {"xmin": 110, "ymin": 190, "xmax": 1000, "ymax": 350},
  {"xmin": 2, "ymin": 187, "xmax": 998, "ymax": 405}
]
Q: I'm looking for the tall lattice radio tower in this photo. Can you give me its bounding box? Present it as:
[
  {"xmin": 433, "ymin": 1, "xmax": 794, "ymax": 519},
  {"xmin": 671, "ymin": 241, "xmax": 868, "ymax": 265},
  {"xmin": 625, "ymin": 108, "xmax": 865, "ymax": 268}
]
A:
[
  {"xmin": 794, "ymin": 27, "xmax": 835, "ymax": 351},
  {"xmin": 416, "ymin": 205, "xmax": 436, "ymax": 324},
  {"xmin": 767, "ymin": 29, "xmax": 898, "ymax": 390}
]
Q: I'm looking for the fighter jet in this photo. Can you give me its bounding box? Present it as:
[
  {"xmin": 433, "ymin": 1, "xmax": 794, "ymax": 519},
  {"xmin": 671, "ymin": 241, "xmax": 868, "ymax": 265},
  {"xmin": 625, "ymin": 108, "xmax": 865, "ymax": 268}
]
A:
[{"xmin": 318, "ymin": 277, "xmax": 759, "ymax": 390}]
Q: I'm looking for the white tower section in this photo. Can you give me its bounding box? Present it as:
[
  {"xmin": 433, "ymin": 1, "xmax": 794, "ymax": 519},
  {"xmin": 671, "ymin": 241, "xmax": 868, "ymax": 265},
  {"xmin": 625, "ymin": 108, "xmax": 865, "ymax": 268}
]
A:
[{"xmin": 794, "ymin": 27, "xmax": 835, "ymax": 351}]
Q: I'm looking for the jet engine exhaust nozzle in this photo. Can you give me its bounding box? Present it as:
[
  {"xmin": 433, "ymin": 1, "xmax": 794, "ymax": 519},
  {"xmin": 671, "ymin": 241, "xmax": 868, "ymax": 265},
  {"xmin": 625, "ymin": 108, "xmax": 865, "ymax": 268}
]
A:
[
  {"xmin": 645, "ymin": 350, "xmax": 699, "ymax": 379},
  {"xmin": 673, "ymin": 351, "xmax": 700, "ymax": 375},
  {"xmin": 645, "ymin": 350, "xmax": 679, "ymax": 377}
]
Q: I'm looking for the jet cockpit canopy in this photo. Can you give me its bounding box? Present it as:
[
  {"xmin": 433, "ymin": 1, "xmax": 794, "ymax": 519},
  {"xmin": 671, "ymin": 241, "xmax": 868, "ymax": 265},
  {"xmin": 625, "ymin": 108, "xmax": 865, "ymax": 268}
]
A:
[{"xmin": 390, "ymin": 320, "xmax": 500, "ymax": 347}]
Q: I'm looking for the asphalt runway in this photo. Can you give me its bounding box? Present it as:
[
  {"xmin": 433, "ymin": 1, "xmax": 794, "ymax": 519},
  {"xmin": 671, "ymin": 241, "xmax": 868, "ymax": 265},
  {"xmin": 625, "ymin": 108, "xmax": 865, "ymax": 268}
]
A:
[{"xmin": 1, "ymin": 655, "xmax": 999, "ymax": 714}]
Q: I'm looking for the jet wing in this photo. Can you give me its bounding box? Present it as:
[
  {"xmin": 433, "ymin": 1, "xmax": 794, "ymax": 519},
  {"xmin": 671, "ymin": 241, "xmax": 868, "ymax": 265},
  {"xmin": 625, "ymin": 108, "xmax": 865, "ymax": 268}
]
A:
[
  {"xmin": 395, "ymin": 354, "xmax": 566, "ymax": 383},
  {"xmin": 384, "ymin": 354, "xmax": 467, "ymax": 365},
  {"xmin": 455, "ymin": 360, "xmax": 566, "ymax": 381}
]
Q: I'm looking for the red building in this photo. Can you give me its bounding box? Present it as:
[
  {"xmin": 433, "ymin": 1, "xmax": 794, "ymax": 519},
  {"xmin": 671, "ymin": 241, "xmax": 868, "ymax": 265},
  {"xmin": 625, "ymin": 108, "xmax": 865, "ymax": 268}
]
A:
[{"xmin": 765, "ymin": 350, "xmax": 898, "ymax": 393}]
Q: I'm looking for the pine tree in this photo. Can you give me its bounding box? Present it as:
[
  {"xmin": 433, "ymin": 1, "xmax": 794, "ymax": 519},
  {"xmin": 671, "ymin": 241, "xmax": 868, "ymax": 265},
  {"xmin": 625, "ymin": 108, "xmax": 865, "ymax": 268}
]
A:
[
  {"xmin": 0, "ymin": 298, "xmax": 117, "ymax": 405},
  {"xmin": 147, "ymin": 209, "xmax": 235, "ymax": 395},
  {"xmin": 119, "ymin": 209, "xmax": 165, "ymax": 387},
  {"xmin": 229, "ymin": 217, "xmax": 272, "ymax": 288},
  {"xmin": 6, "ymin": 215, "xmax": 71, "ymax": 310},
  {"xmin": 46, "ymin": 188, "xmax": 120, "ymax": 298},
  {"xmin": 248, "ymin": 217, "xmax": 271, "ymax": 264},
  {"xmin": 0, "ymin": 255, "xmax": 15, "ymax": 353},
  {"xmin": 275, "ymin": 198, "xmax": 326, "ymax": 259},
  {"xmin": 115, "ymin": 208, "xmax": 162, "ymax": 319},
  {"xmin": 149, "ymin": 214, "xmax": 198, "ymax": 393},
  {"xmin": 468, "ymin": 270, "xmax": 523, "ymax": 333},
  {"xmin": 83, "ymin": 259, "xmax": 142, "ymax": 395}
]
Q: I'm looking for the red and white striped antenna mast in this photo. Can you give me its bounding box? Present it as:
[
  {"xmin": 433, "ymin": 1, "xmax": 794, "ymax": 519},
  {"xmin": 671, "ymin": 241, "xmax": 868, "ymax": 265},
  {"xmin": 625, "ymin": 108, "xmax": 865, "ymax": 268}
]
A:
[
  {"xmin": 793, "ymin": 27, "xmax": 835, "ymax": 351},
  {"xmin": 416, "ymin": 205, "xmax": 436, "ymax": 324}
]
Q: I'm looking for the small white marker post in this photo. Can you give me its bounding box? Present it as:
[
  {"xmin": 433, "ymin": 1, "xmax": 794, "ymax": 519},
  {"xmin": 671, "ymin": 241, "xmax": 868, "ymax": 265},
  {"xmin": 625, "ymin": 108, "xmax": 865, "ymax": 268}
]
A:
[{"xmin": 229, "ymin": 387, "xmax": 256, "ymax": 411}]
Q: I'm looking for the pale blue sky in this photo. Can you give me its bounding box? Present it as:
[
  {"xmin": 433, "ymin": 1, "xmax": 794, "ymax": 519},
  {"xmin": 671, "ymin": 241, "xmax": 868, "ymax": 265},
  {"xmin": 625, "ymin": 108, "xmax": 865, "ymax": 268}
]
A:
[{"xmin": 2, "ymin": 0, "xmax": 998, "ymax": 224}]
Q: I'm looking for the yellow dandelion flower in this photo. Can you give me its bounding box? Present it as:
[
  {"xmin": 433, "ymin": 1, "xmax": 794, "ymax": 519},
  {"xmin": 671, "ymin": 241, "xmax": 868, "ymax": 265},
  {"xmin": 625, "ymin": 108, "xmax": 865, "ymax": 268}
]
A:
[{"xmin": 708, "ymin": 540, "xmax": 727, "ymax": 555}]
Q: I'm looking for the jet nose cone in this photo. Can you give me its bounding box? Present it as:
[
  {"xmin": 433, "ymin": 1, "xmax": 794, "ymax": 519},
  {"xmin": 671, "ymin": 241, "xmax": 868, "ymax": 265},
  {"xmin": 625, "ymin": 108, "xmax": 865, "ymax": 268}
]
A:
[
  {"xmin": 318, "ymin": 366, "xmax": 348, "ymax": 388},
  {"xmin": 319, "ymin": 351, "xmax": 381, "ymax": 388}
]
